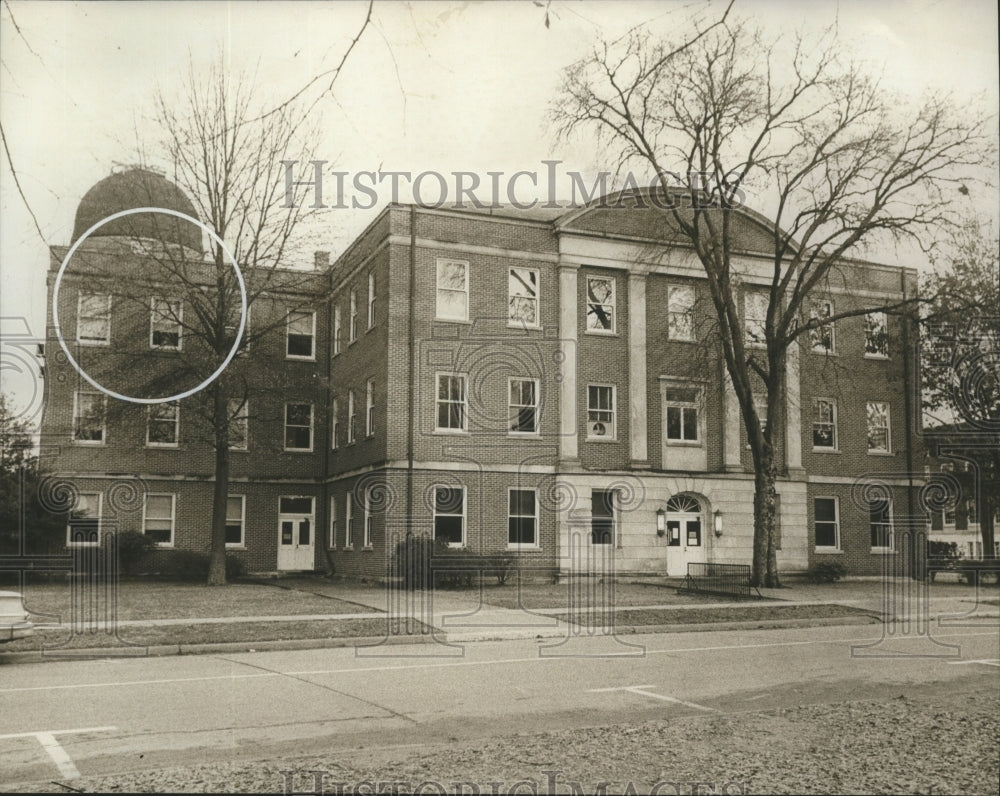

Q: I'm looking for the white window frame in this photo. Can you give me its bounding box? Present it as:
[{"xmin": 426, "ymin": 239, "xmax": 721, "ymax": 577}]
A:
[
  {"xmin": 812, "ymin": 398, "xmax": 838, "ymax": 451},
  {"xmin": 367, "ymin": 271, "xmax": 376, "ymax": 330},
  {"xmin": 866, "ymin": 401, "xmax": 892, "ymax": 454},
  {"xmin": 363, "ymin": 487, "xmax": 373, "ymax": 548},
  {"xmin": 435, "ymin": 373, "xmax": 468, "ymax": 433},
  {"xmin": 286, "ymin": 309, "xmax": 316, "ymax": 360},
  {"xmin": 284, "ymin": 402, "xmax": 314, "ymax": 452},
  {"xmin": 142, "ymin": 493, "xmax": 176, "ymax": 548},
  {"xmin": 365, "ymin": 379, "xmax": 375, "ymax": 438},
  {"xmin": 586, "ymin": 384, "xmax": 617, "ymax": 441},
  {"xmin": 667, "ymin": 285, "xmax": 696, "ymax": 341},
  {"xmin": 331, "ymin": 397, "xmax": 340, "ymax": 450},
  {"xmin": 150, "ymin": 297, "xmax": 183, "ymax": 350},
  {"xmin": 76, "ymin": 292, "xmax": 111, "ymax": 346},
  {"xmin": 349, "ymin": 289, "xmax": 358, "ymax": 343},
  {"xmin": 744, "ymin": 291, "xmax": 768, "ymax": 348},
  {"xmin": 864, "ymin": 311, "xmax": 889, "ymax": 358},
  {"xmin": 225, "ymin": 494, "xmax": 246, "ymax": 548},
  {"xmin": 67, "ymin": 492, "xmax": 102, "ymax": 547},
  {"xmin": 333, "ymin": 304, "xmax": 342, "ymax": 356},
  {"xmin": 508, "ymin": 266, "xmax": 540, "ymax": 329},
  {"xmin": 229, "ymin": 399, "xmax": 249, "ymax": 451},
  {"xmin": 869, "ymin": 495, "xmax": 894, "ymax": 552},
  {"xmin": 347, "ymin": 390, "xmax": 356, "ymax": 444},
  {"xmin": 813, "ymin": 496, "xmax": 841, "ymax": 551},
  {"xmin": 433, "ymin": 485, "xmax": 466, "ymax": 548},
  {"xmin": 508, "ymin": 377, "xmax": 540, "ymax": 436},
  {"xmin": 436, "ymin": 258, "xmax": 469, "ymax": 322},
  {"xmin": 72, "ymin": 390, "xmax": 106, "ymax": 444},
  {"xmin": 809, "ymin": 298, "xmax": 836, "ymax": 354},
  {"xmin": 507, "ymin": 487, "xmax": 538, "ymax": 549},
  {"xmin": 591, "ymin": 489, "xmax": 617, "ymax": 546},
  {"xmin": 345, "ymin": 493, "xmax": 353, "ymax": 548},
  {"xmin": 585, "ymin": 275, "xmax": 616, "ymax": 334},
  {"xmin": 146, "ymin": 402, "xmax": 180, "ymax": 448},
  {"xmin": 328, "ymin": 496, "xmax": 337, "ymax": 549},
  {"xmin": 663, "ymin": 386, "xmax": 702, "ymax": 445}
]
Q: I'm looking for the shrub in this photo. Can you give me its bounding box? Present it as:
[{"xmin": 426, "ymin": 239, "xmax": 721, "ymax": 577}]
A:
[
  {"xmin": 146, "ymin": 549, "xmax": 245, "ymax": 581},
  {"xmin": 807, "ymin": 561, "xmax": 848, "ymax": 583},
  {"xmin": 927, "ymin": 540, "xmax": 960, "ymax": 561},
  {"xmin": 105, "ymin": 531, "xmax": 156, "ymax": 576},
  {"xmin": 392, "ymin": 535, "xmax": 515, "ymax": 588}
]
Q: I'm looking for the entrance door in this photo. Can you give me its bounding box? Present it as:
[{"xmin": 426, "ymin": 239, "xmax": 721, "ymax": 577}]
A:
[
  {"xmin": 277, "ymin": 496, "xmax": 314, "ymax": 570},
  {"xmin": 665, "ymin": 494, "xmax": 708, "ymax": 577}
]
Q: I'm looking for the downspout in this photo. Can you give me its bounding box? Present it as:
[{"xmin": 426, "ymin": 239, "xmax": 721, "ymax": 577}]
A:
[
  {"xmin": 900, "ymin": 269, "xmax": 916, "ymax": 574},
  {"xmin": 322, "ymin": 278, "xmax": 334, "ymax": 575},
  {"xmin": 406, "ymin": 206, "xmax": 417, "ymax": 535}
]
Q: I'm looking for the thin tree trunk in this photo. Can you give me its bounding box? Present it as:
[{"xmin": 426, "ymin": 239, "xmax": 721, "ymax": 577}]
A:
[
  {"xmin": 752, "ymin": 447, "xmax": 781, "ymax": 588},
  {"xmin": 207, "ymin": 388, "xmax": 229, "ymax": 586}
]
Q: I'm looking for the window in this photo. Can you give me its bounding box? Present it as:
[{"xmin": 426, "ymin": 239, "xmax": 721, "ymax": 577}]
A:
[
  {"xmin": 284, "ymin": 403, "xmax": 313, "ymax": 451},
  {"xmin": 328, "ymin": 497, "xmax": 337, "ymax": 549},
  {"xmin": 224, "ymin": 304, "xmax": 250, "ymax": 356},
  {"xmin": 812, "ymin": 399, "xmax": 838, "ymax": 450},
  {"xmin": 585, "ymin": 276, "xmax": 615, "ymax": 333},
  {"xmin": 509, "ymin": 267, "xmax": 539, "ymax": 327},
  {"xmin": 744, "ymin": 291, "xmax": 768, "ymax": 346},
  {"xmin": 143, "ymin": 494, "xmax": 175, "ymax": 547},
  {"xmin": 436, "ymin": 259, "xmax": 469, "ymax": 321},
  {"xmin": 347, "ymin": 390, "xmax": 356, "ymax": 443},
  {"xmin": 664, "ymin": 387, "xmax": 700, "ymax": 442},
  {"xmin": 150, "ymin": 298, "xmax": 182, "ymax": 349},
  {"xmin": 349, "ymin": 290, "xmax": 358, "ymax": 343},
  {"xmin": 286, "ymin": 310, "xmax": 315, "ymax": 359},
  {"xmin": 225, "ymin": 495, "xmax": 245, "ymax": 547},
  {"xmin": 365, "ymin": 379, "xmax": 375, "ymax": 437},
  {"xmin": 77, "ymin": 292, "xmax": 111, "ymax": 345},
  {"xmin": 869, "ymin": 496, "xmax": 893, "ymax": 550},
  {"xmin": 587, "ymin": 385, "xmax": 616, "ymax": 439},
  {"xmin": 864, "ymin": 312, "xmax": 889, "ymax": 357},
  {"xmin": 814, "ymin": 497, "xmax": 840, "ymax": 549},
  {"xmin": 367, "ymin": 272, "xmax": 376, "ymax": 329},
  {"xmin": 345, "ymin": 493, "xmax": 353, "ymax": 548},
  {"xmin": 509, "ymin": 378, "xmax": 539, "ymax": 434},
  {"xmin": 363, "ymin": 488, "xmax": 373, "ymax": 547},
  {"xmin": 866, "ymin": 401, "xmax": 891, "ymax": 453},
  {"xmin": 667, "ymin": 285, "xmax": 695, "ymax": 341},
  {"xmin": 333, "ymin": 305, "xmax": 342, "ymax": 355},
  {"xmin": 147, "ymin": 402, "xmax": 179, "ymax": 447},
  {"xmin": 72, "ymin": 391, "xmax": 105, "ymax": 443},
  {"xmin": 809, "ymin": 299, "xmax": 836, "ymax": 353},
  {"xmin": 331, "ymin": 397, "xmax": 340, "ymax": 450},
  {"xmin": 591, "ymin": 489, "xmax": 616, "ymax": 545},
  {"xmin": 436, "ymin": 374, "xmax": 467, "ymax": 431},
  {"xmin": 67, "ymin": 492, "xmax": 101, "ymax": 547},
  {"xmin": 508, "ymin": 488, "xmax": 537, "ymax": 546},
  {"xmin": 433, "ymin": 486, "xmax": 465, "ymax": 546},
  {"xmin": 229, "ymin": 399, "xmax": 248, "ymax": 451}
]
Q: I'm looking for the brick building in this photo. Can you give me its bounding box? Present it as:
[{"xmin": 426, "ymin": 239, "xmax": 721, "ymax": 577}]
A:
[{"xmin": 40, "ymin": 169, "xmax": 923, "ymax": 578}]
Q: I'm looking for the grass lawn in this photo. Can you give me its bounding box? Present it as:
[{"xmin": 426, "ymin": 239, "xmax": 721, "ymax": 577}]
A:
[
  {"xmin": 475, "ymin": 580, "xmax": 720, "ymax": 610},
  {"xmin": 9, "ymin": 576, "xmax": 377, "ymax": 622},
  {"xmin": 0, "ymin": 616, "xmax": 421, "ymax": 652},
  {"xmin": 556, "ymin": 603, "xmax": 879, "ymax": 626}
]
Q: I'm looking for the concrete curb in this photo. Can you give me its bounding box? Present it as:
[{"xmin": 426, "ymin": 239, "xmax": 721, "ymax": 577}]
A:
[{"xmin": 0, "ymin": 614, "xmax": 886, "ymax": 664}]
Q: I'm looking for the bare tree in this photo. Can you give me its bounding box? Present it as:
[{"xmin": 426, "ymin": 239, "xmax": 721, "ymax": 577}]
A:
[{"xmin": 553, "ymin": 17, "xmax": 996, "ymax": 586}]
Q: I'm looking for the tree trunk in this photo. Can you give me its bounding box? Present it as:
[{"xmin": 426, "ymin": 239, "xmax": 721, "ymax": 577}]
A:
[
  {"xmin": 981, "ymin": 491, "xmax": 997, "ymax": 560},
  {"xmin": 752, "ymin": 446, "xmax": 781, "ymax": 588},
  {"xmin": 207, "ymin": 389, "xmax": 230, "ymax": 586}
]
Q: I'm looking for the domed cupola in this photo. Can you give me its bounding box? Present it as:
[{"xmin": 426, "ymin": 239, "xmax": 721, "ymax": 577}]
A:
[{"xmin": 71, "ymin": 166, "xmax": 203, "ymax": 255}]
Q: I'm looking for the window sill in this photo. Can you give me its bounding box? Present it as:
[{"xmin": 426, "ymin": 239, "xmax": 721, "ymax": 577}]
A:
[
  {"xmin": 814, "ymin": 547, "xmax": 842, "ymax": 554},
  {"xmin": 285, "ymin": 355, "xmax": 316, "ymax": 362},
  {"xmin": 586, "ymin": 437, "xmax": 619, "ymax": 444},
  {"xmin": 434, "ymin": 429, "xmax": 470, "ymax": 436},
  {"xmin": 864, "ymin": 353, "xmax": 890, "ymax": 361},
  {"xmin": 811, "ymin": 349, "xmax": 838, "ymax": 356},
  {"xmin": 72, "ymin": 440, "xmax": 105, "ymax": 446},
  {"xmin": 229, "ymin": 448, "xmax": 250, "ymax": 453},
  {"xmin": 871, "ymin": 547, "xmax": 896, "ymax": 554},
  {"xmin": 812, "ymin": 447, "xmax": 840, "ymax": 454},
  {"xmin": 153, "ymin": 543, "xmax": 175, "ymax": 549},
  {"xmin": 665, "ymin": 336, "xmax": 697, "ymax": 344},
  {"xmin": 362, "ymin": 545, "xmax": 374, "ymax": 552},
  {"xmin": 66, "ymin": 543, "xmax": 100, "ymax": 549},
  {"xmin": 507, "ymin": 544, "xmax": 541, "ymax": 551},
  {"xmin": 665, "ymin": 440, "xmax": 702, "ymax": 447},
  {"xmin": 146, "ymin": 443, "xmax": 179, "ymax": 449},
  {"xmin": 77, "ymin": 340, "xmax": 110, "ymax": 347},
  {"xmin": 225, "ymin": 545, "xmax": 246, "ymax": 550},
  {"xmin": 867, "ymin": 450, "xmax": 894, "ymax": 457},
  {"xmin": 367, "ymin": 325, "xmax": 376, "ymax": 334},
  {"xmin": 507, "ymin": 322, "xmax": 541, "ymax": 331},
  {"xmin": 283, "ymin": 448, "xmax": 315, "ymax": 454},
  {"xmin": 434, "ymin": 317, "xmax": 472, "ymax": 325},
  {"xmin": 584, "ymin": 330, "xmax": 618, "ymax": 337},
  {"xmin": 508, "ymin": 431, "xmax": 541, "ymax": 438}
]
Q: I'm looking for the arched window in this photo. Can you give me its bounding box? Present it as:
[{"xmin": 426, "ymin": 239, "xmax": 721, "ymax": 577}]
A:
[{"xmin": 666, "ymin": 494, "xmax": 701, "ymax": 514}]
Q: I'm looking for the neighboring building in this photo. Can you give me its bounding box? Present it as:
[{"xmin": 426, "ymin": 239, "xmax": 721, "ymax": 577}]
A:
[{"xmin": 40, "ymin": 170, "xmax": 923, "ymax": 577}]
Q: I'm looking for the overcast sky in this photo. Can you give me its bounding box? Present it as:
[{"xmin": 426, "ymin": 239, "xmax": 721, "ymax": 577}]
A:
[{"xmin": 2, "ymin": 0, "xmax": 998, "ymax": 419}]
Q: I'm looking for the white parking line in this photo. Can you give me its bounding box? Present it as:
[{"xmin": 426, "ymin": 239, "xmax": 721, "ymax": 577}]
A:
[
  {"xmin": 588, "ymin": 685, "xmax": 717, "ymax": 712},
  {"xmin": 946, "ymin": 659, "xmax": 1000, "ymax": 667},
  {"xmin": 0, "ymin": 726, "xmax": 117, "ymax": 780}
]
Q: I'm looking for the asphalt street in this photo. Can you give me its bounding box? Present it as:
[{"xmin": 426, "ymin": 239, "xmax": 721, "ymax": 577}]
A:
[{"xmin": 1, "ymin": 622, "xmax": 997, "ymax": 789}]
